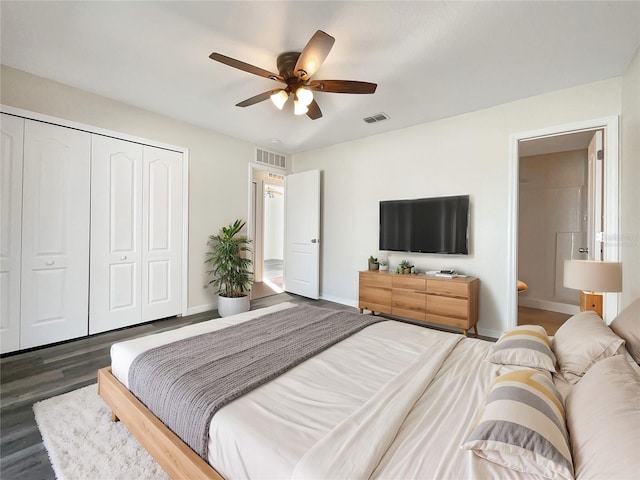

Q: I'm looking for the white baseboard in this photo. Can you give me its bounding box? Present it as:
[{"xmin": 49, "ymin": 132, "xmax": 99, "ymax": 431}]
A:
[
  {"xmin": 519, "ymin": 298, "xmax": 579, "ymax": 315},
  {"xmin": 477, "ymin": 327, "xmax": 502, "ymax": 339},
  {"xmin": 319, "ymin": 294, "xmax": 358, "ymax": 309},
  {"xmin": 186, "ymin": 303, "xmax": 216, "ymax": 316}
]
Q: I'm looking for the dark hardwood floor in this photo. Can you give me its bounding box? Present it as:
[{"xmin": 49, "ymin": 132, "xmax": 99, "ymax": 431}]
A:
[{"xmin": 0, "ymin": 293, "xmax": 353, "ymax": 480}]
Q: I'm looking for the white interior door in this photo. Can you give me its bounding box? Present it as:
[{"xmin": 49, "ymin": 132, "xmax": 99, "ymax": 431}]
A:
[
  {"xmin": 284, "ymin": 170, "xmax": 320, "ymax": 299},
  {"xmin": 587, "ymin": 130, "xmax": 604, "ymax": 261},
  {"xmin": 1, "ymin": 114, "xmax": 24, "ymax": 353},
  {"xmin": 90, "ymin": 135, "xmax": 143, "ymax": 334},
  {"xmin": 142, "ymin": 146, "xmax": 182, "ymax": 321},
  {"xmin": 21, "ymin": 120, "xmax": 90, "ymax": 348}
]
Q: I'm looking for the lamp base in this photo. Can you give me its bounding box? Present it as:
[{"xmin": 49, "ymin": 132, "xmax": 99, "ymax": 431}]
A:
[{"xmin": 580, "ymin": 291, "xmax": 603, "ymax": 318}]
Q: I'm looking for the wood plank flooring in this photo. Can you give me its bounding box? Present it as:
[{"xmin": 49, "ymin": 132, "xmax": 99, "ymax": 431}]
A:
[
  {"xmin": 517, "ymin": 305, "xmax": 571, "ymax": 335},
  {"xmin": 0, "ymin": 293, "xmax": 353, "ymax": 480}
]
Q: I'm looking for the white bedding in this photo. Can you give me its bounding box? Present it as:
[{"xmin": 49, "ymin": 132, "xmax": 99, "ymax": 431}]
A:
[{"xmin": 110, "ymin": 303, "xmax": 551, "ymax": 479}]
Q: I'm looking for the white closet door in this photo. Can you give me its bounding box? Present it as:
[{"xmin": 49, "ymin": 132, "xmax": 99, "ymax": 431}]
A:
[
  {"xmin": 1, "ymin": 114, "xmax": 24, "ymax": 353},
  {"xmin": 142, "ymin": 146, "xmax": 182, "ymax": 321},
  {"xmin": 20, "ymin": 120, "xmax": 90, "ymax": 348},
  {"xmin": 90, "ymin": 136, "xmax": 144, "ymax": 334}
]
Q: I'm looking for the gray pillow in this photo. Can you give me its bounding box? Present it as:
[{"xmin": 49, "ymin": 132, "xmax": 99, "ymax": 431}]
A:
[{"xmin": 609, "ymin": 298, "xmax": 640, "ymax": 363}]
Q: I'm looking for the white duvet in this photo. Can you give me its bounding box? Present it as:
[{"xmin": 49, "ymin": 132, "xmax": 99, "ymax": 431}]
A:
[{"xmin": 111, "ymin": 303, "xmax": 536, "ymax": 479}]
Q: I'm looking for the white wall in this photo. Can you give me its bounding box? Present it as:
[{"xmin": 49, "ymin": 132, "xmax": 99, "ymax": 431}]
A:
[
  {"xmin": 0, "ymin": 65, "xmax": 256, "ymax": 313},
  {"xmin": 292, "ymin": 78, "xmax": 623, "ymax": 337},
  {"xmin": 620, "ymin": 47, "xmax": 640, "ymax": 309}
]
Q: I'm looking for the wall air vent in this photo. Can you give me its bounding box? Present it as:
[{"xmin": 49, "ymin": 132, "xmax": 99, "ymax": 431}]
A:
[
  {"xmin": 256, "ymin": 148, "xmax": 287, "ymax": 169},
  {"xmin": 363, "ymin": 112, "xmax": 390, "ymax": 124},
  {"xmin": 268, "ymin": 172, "xmax": 285, "ymax": 181}
]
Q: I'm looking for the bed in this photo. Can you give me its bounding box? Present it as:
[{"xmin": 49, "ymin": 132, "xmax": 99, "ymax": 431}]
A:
[{"xmin": 98, "ymin": 299, "xmax": 640, "ymax": 480}]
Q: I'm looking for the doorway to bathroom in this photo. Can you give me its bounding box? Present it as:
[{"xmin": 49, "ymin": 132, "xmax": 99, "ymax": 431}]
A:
[{"xmin": 513, "ymin": 119, "xmax": 619, "ymax": 333}]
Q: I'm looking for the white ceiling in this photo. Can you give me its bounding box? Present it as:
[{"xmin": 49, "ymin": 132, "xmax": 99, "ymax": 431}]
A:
[{"xmin": 2, "ymin": 1, "xmax": 639, "ymax": 154}]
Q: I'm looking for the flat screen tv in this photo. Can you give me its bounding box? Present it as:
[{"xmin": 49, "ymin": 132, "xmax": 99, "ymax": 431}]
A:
[{"xmin": 379, "ymin": 195, "xmax": 470, "ymax": 254}]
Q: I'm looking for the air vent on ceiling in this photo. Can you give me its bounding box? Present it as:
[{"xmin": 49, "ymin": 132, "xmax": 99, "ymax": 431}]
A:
[
  {"xmin": 363, "ymin": 112, "xmax": 390, "ymax": 124},
  {"xmin": 256, "ymin": 148, "xmax": 287, "ymax": 169}
]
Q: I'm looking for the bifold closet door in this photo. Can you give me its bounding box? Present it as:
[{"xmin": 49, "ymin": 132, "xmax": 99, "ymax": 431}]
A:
[
  {"xmin": 90, "ymin": 136, "xmax": 143, "ymax": 334},
  {"xmin": 20, "ymin": 120, "xmax": 90, "ymax": 349},
  {"xmin": 142, "ymin": 146, "xmax": 182, "ymax": 321},
  {"xmin": 1, "ymin": 114, "xmax": 24, "ymax": 353}
]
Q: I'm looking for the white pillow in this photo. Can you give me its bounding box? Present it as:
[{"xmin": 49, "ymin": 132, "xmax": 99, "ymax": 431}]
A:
[
  {"xmin": 462, "ymin": 369, "xmax": 573, "ymax": 480},
  {"xmin": 553, "ymin": 310, "xmax": 624, "ymax": 383},
  {"xmin": 609, "ymin": 297, "xmax": 640, "ymax": 363},
  {"xmin": 566, "ymin": 354, "xmax": 640, "ymax": 480},
  {"xmin": 488, "ymin": 325, "xmax": 556, "ymax": 372}
]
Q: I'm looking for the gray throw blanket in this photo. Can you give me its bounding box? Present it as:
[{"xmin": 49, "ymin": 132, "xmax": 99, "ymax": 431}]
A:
[{"xmin": 128, "ymin": 305, "xmax": 383, "ymax": 459}]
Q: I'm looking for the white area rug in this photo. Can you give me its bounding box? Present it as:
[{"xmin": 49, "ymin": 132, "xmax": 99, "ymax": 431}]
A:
[{"xmin": 33, "ymin": 383, "xmax": 170, "ymax": 480}]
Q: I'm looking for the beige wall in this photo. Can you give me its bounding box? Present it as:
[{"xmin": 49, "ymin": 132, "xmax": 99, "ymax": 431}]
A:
[
  {"xmin": 620, "ymin": 46, "xmax": 640, "ymax": 308},
  {"xmin": 1, "ymin": 65, "xmax": 256, "ymax": 312},
  {"xmin": 293, "ymin": 78, "xmax": 623, "ymax": 336}
]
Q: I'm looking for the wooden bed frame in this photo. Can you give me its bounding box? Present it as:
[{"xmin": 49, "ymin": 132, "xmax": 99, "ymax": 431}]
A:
[{"xmin": 97, "ymin": 367, "xmax": 224, "ymax": 480}]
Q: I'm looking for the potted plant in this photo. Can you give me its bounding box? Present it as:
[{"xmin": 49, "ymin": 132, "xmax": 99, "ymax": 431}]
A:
[
  {"xmin": 398, "ymin": 260, "xmax": 413, "ymax": 275},
  {"xmin": 368, "ymin": 255, "xmax": 379, "ymax": 270},
  {"xmin": 379, "ymin": 259, "xmax": 389, "ymax": 271},
  {"xmin": 205, "ymin": 219, "xmax": 253, "ymax": 317}
]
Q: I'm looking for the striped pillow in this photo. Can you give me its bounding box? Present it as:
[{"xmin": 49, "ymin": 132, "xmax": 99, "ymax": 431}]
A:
[
  {"xmin": 489, "ymin": 325, "xmax": 556, "ymax": 372},
  {"xmin": 462, "ymin": 369, "xmax": 574, "ymax": 480}
]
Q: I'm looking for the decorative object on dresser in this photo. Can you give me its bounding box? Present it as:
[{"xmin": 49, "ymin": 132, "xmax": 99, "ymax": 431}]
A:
[
  {"xmin": 563, "ymin": 260, "xmax": 622, "ymax": 318},
  {"xmin": 206, "ymin": 219, "xmax": 253, "ymax": 317},
  {"xmin": 397, "ymin": 260, "xmax": 413, "ymax": 274},
  {"xmin": 368, "ymin": 256, "xmax": 379, "ymax": 270},
  {"xmin": 358, "ymin": 270, "xmax": 479, "ymax": 336}
]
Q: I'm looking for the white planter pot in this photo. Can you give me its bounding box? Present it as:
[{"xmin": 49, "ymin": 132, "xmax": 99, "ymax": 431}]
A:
[{"xmin": 217, "ymin": 294, "xmax": 250, "ymax": 317}]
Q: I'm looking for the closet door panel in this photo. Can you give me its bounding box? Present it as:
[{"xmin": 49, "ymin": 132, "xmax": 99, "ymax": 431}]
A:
[
  {"xmin": 142, "ymin": 146, "xmax": 182, "ymax": 321},
  {"xmin": 0, "ymin": 114, "xmax": 24, "ymax": 353},
  {"xmin": 90, "ymin": 135, "xmax": 143, "ymax": 334},
  {"xmin": 21, "ymin": 120, "xmax": 90, "ymax": 348}
]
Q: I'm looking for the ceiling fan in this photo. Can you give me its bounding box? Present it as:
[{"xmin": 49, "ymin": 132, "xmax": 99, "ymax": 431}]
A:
[{"xmin": 209, "ymin": 30, "xmax": 377, "ymax": 120}]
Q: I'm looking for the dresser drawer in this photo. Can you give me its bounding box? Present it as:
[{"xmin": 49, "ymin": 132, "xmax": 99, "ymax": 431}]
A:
[
  {"xmin": 392, "ymin": 275, "xmax": 426, "ymax": 291},
  {"xmin": 359, "ymin": 285, "xmax": 392, "ymax": 314},
  {"xmin": 426, "ymin": 279, "xmax": 469, "ymax": 298},
  {"xmin": 426, "ymin": 294, "xmax": 468, "ymax": 319},
  {"xmin": 359, "ymin": 272, "xmax": 392, "ymax": 288},
  {"xmin": 392, "ymin": 288, "xmax": 426, "ymax": 321}
]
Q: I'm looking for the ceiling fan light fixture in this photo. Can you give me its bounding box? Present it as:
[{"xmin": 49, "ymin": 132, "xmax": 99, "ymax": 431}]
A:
[
  {"xmin": 294, "ymin": 98, "xmax": 309, "ymax": 116},
  {"xmin": 270, "ymin": 90, "xmax": 289, "ymax": 110},
  {"xmin": 296, "ymin": 87, "xmax": 313, "ymax": 107}
]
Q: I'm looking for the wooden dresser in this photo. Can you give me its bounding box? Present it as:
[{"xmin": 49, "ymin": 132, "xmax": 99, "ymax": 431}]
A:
[{"xmin": 358, "ymin": 270, "xmax": 479, "ymax": 336}]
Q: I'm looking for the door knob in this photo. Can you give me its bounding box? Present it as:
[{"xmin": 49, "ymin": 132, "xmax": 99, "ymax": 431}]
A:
[
  {"xmin": 579, "ymin": 247, "xmax": 589, "ymax": 254},
  {"xmin": 311, "ymin": 238, "xmax": 319, "ymax": 244},
  {"xmin": 46, "ymin": 260, "xmax": 55, "ymax": 266},
  {"xmin": 120, "ymin": 256, "xmax": 127, "ymax": 260}
]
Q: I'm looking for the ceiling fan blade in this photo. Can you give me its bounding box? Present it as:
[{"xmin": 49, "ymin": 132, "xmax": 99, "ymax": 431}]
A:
[
  {"xmin": 209, "ymin": 52, "xmax": 284, "ymax": 82},
  {"xmin": 306, "ymin": 100, "xmax": 322, "ymax": 120},
  {"xmin": 307, "ymin": 80, "xmax": 377, "ymax": 94},
  {"xmin": 236, "ymin": 89, "xmax": 282, "ymax": 107},
  {"xmin": 294, "ymin": 30, "xmax": 335, "ymax": 81}
]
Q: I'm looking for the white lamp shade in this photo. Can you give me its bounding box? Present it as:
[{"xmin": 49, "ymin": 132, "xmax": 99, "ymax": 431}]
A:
[
  {"xmin": 270, "ymin": 90, "xmax": 289, "ymax": 110},
  {"xmin": 563, "ymin": 260, "xmax": 622, "ymax": 293},
  {"xmin": 293, "ymin": 99, "xmax": 308, "ymax": 115},
  {"xmin": 295, "ymin": 87, "xmax": 313, "ymax": 107}
]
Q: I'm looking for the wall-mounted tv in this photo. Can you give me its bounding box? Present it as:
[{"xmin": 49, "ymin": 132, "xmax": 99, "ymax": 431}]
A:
[{"xmin": 379, "ymin": 195, "xmax": 470, "ymax": 255}]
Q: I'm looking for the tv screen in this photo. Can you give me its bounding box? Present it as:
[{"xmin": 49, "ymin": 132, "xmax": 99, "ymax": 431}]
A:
[{"xmin": 379, "ymin": 195, "xmax": 469, "ymax": 254}]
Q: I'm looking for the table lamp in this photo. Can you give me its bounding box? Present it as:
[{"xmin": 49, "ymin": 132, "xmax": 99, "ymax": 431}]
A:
[{"xmin": 563, "ymin": 260, "xmax": 622, "ymax": 318}]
